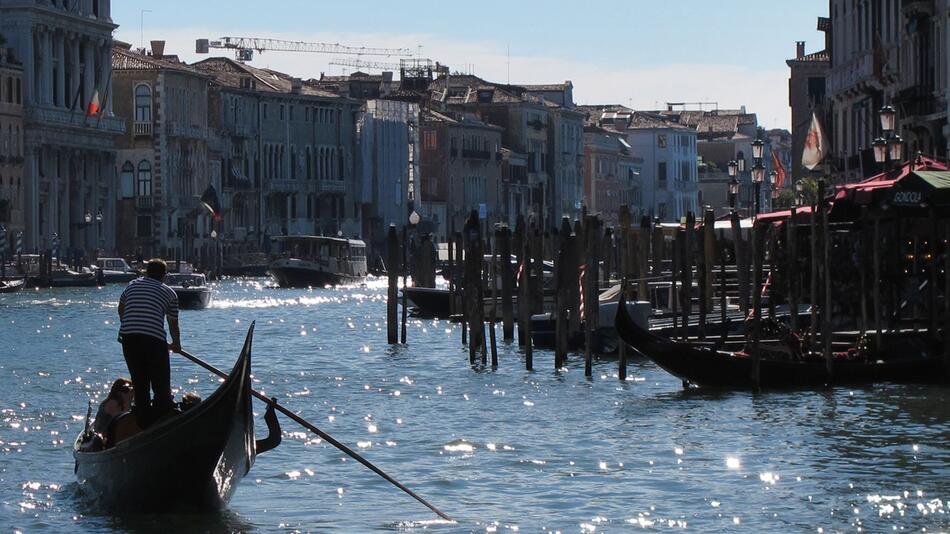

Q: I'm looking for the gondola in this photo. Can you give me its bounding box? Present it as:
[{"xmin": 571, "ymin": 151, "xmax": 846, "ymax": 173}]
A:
[
  {"xmin": 614, "ymin": 295, "xmax": 949, "ymax": 388},
  {"xmin": 73, "ymin": 324, "xmax": 263, "ymax": 512},
  {"xmin": 0, "ymin": 277, "xmax": 25, "ymax": 293}
]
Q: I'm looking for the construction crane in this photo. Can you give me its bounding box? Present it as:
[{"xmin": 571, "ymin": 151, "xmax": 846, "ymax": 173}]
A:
[
  {"xmin": 329, "ymin": 57, "xmax": 449, "ymax": 75},
  {"xmin": 195, "ymin": 36, "xmax": 413, "ymax": 62}
]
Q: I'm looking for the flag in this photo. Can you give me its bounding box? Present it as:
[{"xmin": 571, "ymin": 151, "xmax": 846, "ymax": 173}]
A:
[
  {"xmin": 86, "ymin": 89, "xmax": 100, "ymax": 116},
  {"xmin": 200, "ymin": 184, "xmax": 222, "ymax": 221},
  {"xmin": 771, "ymin": 148, "xmax": 787, "ymax": 190},
  {"xmin": 802, "ymin": 112, "xmax": 830, "ymax": 171}
]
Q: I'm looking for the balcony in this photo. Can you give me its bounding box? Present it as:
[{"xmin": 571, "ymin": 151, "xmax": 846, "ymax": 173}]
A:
[
  {"xmin": 228, "ymin": 123, "xmax": 252, "ymax": 138},
  {"xmin": 267, "ymin": 179, "xmax": 345, "ymax": 194},
  {"xmin": 25, "ymin": 106, "xmax": 125, "ymax": 134},
  {"xmin": 895, "ymin": 85, "xmax": 940, "ymax": 118},
  {"xmin": 167, "ymin": 121, "xmax": 208, "ymax": 140},
  {"xmin": 136, "ymin": 196, "xmax": 153, "ymax": 210},
  {"xmin": 133, "ymin": 121, "xmax": 153, "ymax": 137},
  {"xmin": 462, "ymin": 149, "xmax": 491, "ymax": 160}
]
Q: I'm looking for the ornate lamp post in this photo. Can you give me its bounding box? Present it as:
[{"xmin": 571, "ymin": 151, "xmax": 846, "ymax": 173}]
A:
[
  {"xmin": 769, "ymin": 170, "xmax": 778, "ymax": 210},
  {"xmin": 795, "ymin": 180, "xmax": 805, "ymax": 206},
  {"xmin": 751, "ymin": 139, "xmax": 766, "ymax": 216},
  {"xmin": 873, "ymin": 105, "xmax": 904, "ymax": 172},
  {"xmin": 727, "ymin": 160, "xmax": 739, "ymax": 210}
]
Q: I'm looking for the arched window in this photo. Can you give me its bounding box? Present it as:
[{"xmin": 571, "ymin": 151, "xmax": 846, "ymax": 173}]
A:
[
  {"xmin": 135, "ymin": 84, "xmax": 152, "ymax": 122},
  {"xmin": 120, "ymin": 161, "xmax": 135, "ymax": 199},
  {"xmin": 137, "ymin": 160, "xmax": 152, "ymax": 197}
]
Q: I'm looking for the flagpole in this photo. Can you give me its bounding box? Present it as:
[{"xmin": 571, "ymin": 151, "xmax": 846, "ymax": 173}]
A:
[{"xmin": 95, "ymin": 66, "xmax": 114, "ymax": 129}]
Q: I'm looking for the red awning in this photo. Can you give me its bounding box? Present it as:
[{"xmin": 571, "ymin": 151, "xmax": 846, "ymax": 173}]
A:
[{"xmin": 755, "ymin": 205, "xmax": 815, "ymax": 225}]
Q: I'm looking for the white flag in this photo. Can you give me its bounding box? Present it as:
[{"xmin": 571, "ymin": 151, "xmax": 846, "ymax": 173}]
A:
[{"xmin": 802, "ymin": 112, "xmax": 830, "ymax": 171}]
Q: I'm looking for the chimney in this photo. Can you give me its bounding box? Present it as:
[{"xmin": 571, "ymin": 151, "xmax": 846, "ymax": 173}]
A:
[
  {"xmin": 291, "ymin": 77, "xmax": 303, "ymax": 94},
  {"xmin": 150, "ymin": 40, "xmax": 166, "ymax": 59},
  {"xmin": 796, "ymin": 41, "xmax": 806, "ymax": 59}
]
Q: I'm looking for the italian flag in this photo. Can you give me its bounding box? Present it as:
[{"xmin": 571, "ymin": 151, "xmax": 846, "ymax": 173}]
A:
[{"xmin": 86, "ymin": 89, "xmax": 100, "ymax": 116}]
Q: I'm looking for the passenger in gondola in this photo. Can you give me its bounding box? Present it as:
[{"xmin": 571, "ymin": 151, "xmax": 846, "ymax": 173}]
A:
[
  {"xmin": 178, "ymin": 392, "xmax": 202, "ymax": 411},
  {"xmin": 90, "ymin": 378, "xmax": 134, "ymax": 446}
]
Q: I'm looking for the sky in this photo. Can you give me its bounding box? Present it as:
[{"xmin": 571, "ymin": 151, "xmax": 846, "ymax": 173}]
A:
[{"xmin": 112, "ymin": 0, "xmax": 829, "ymax": 131}]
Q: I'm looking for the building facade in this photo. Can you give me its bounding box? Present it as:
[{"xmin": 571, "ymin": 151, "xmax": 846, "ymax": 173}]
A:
[
  {"xmin": 193, "ymin": 57, "xmax": 362, "ymax": 246},
  {"xmin": 583, "ymin": 125, "xmax": 642, "ymax": 227},
  {"xmin": 358, "ymin": 98, "xmax": 419, "ymax": 254},
  {"xmin": 786, "ymin": 30, "xmax": 830, "ymax": 182},
  {"xmin": 0, "ymin": 0, "xmax": 124, "ymax": 255},
  {"xmin": 112, "ymin": 42, "xmax": 210, "ymax": 261},
  {"xmin": 418, "ymin": 108, "xmax": 502, "ymax": 241},
  {"xmin": 0, "ymin": 43, "xmax": 24, "ymax": 241},
  {"xmin": 827, "ymin": 0, "xmax": 949, "ymax": 182}
]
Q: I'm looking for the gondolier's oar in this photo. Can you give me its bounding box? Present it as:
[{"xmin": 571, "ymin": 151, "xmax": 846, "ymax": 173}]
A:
[{"xmin": 177, "ymin": 349, "xmax": 453, "ymax": 522}]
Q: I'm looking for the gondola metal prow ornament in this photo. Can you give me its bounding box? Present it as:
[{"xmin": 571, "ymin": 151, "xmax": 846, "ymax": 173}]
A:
[{"xmin": 177, "ymin": 348, "xmax": 454, "ymax": 522}]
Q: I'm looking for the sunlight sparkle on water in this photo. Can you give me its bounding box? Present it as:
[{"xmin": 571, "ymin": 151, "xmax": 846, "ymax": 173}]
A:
[{"xmin": 726, "ymin": 457, "xmax": 741, "ymax": 469}]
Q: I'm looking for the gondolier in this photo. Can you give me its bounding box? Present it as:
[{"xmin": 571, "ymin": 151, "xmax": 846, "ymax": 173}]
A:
[{"xmin": 117, "ymin": 258, "xmax": 182, "ymax": 428}]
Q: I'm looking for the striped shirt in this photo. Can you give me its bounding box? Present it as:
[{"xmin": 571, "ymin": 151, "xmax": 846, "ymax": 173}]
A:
[{"xmin": 119, "ymin": 277, "xmax": 179, "ymax": 342}]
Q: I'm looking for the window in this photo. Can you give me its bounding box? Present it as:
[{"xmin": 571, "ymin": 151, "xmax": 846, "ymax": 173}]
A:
[
  {"xmin": 262, "ymin": 103, "xmax": 268, "ymax": 119},
  {"xmin": 136, "ymin": 215, "xmax": 151, "ymax": 238},
  {"xmin": 290, "ymin": 105, "xmax": 295, "ymax": 121},
  {"xmin": 657, "ymin": 134, "xmax": 667, "ymax": 148},
  {"xmin": 134, "ymin": 84, "xmax": 151, "ymax": 122},
  {"xmin": 423, "ymin": 130, "xmax": 437, "ymax": 150},
  {"xmin": 137, "ymin": 160, "xmax": 152, "ymax": 197},
  {"xmin": 120, "ymin": 161, "xmax": 134, "ymax": 198},
  {"xmin": 658, "ymin": 162, "xmax": 667, "ymax": 189},
  {"xmin": 280, "ymin": 105, "xmax": 285, "ymax": 120}
]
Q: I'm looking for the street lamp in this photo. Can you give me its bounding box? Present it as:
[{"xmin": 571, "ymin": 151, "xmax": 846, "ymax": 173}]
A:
[
  {"xmin": 874, "ymin": 105, "xmax": 903, "ymax": 172},
  {"xmin": 795, "ymin": 181, "xmax": 805, "ymax": 206},
  {"xmin": 752, "ymin": 162, "xmax": 766, "ymax": 215},
  {"xmin": 879, "ymin": 105, "xmax": 897, "ymax": 133},
  {"xmin": 769, "ymin": 170, "xmax": 778, "ymax": 210},
  {"xmin": 728, "ymin": 177, "xmax": 740, "ymax": 210},
  {"xmin": 751, "ymin": 139, "xmax": 765, "ymax": 160}
]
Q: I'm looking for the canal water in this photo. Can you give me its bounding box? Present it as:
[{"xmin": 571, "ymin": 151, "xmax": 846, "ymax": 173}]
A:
[{"xmin": 1, "ymin": 279, "xmax": 948, "ymax": 533}]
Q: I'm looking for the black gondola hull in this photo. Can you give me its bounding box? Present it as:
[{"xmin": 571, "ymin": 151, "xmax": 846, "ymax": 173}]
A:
[
  {"xmin": 73, "ymin": 327, "xmax": 255, "ymax": 512},
  {"xmin": 615, "ymin": 296, "xmax": 949, "ymax": 388}
]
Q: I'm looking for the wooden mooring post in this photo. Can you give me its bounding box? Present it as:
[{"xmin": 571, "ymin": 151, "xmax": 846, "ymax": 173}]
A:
[
  {"xmin": 386, "ymin": 225, "xmax": 399, "ymax": 345},
  {"xmin": 730, "ymin": 210, "xmax": 750, "ymax": 313},
  {"xmin": 819, "ymin": 180, "xmax": 833, "ymax": 382},
  {"xmin": 750, "ymin": 220, "xmax": 764, "ymax": 390},
  {"xmin": 463, "ymin": 212, "xmax": 485, "ymax": 364},
  {"xmin": 699, "ymin": 208, "xmax": 715, "ymax": 341},
  {"xmin": 583, "ymin": 214, "xmax": 601, "ymax": 377},
  {"xmin": 513, "ymin": 216, "xmax": 526, "ymax": 347},
  {"xmin": 489, "ymin": 234, "xmax": 499, "ymax": 368},
  {"xmin": 498, "ymin": 225, "xmax": 514, "ymax": 342},
  {"xmin": 554, "ymin": 217, "xmax": 572, "ymax": 369},
  {"xmin": 401, "ymin": 225, "xmax": 408, "ymax": 345},
  {"xmin": 521, "ymin": 223, "xmax": 534, "ymax": 370},
  {"xmin": 787, "ymin": 207, "xmax": 799, "ymax": 333}
]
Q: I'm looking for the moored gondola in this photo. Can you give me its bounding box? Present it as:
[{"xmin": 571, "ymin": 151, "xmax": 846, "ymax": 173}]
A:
[
  {"xmin": 615, "ymin": 295, "xmax": 949, "ymax": 388},
  {"xmin": 0, "ymin": 277, "xmax": 25, "ymax": 293},
  {"xmin": 73, "ymin": 324, "xmax": 267, "ymax": 512}
]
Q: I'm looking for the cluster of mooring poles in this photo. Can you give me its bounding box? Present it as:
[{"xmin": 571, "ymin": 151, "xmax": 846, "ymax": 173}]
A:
[{"xmin": 384, "ymin": 188, "xmax": 950, "ymax": 386}]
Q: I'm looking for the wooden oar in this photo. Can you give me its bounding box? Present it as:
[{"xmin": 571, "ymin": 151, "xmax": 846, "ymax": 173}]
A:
[{"xmin": 177, "ymin": 349, "xmax": 453, "ymax": 522}]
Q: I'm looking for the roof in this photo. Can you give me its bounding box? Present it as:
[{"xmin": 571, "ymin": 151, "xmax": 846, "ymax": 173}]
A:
[
  {"xmin": 191, "ymin": 57, "xmax": 342, "ymax": 98},
  {"xmin": 420, "ymin": 109, "xmax": 503, "ymax": 131},
  {"xmin": 517, "ymin": 82, "xmax": 572, "ymax": 92},
  {"xmin": 787, "ymin": 50, "xmax": 830, "ymax": 64},
  {"xmin": 112, "ymin": 46, "xmax": 204, "ymax": 76}
]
